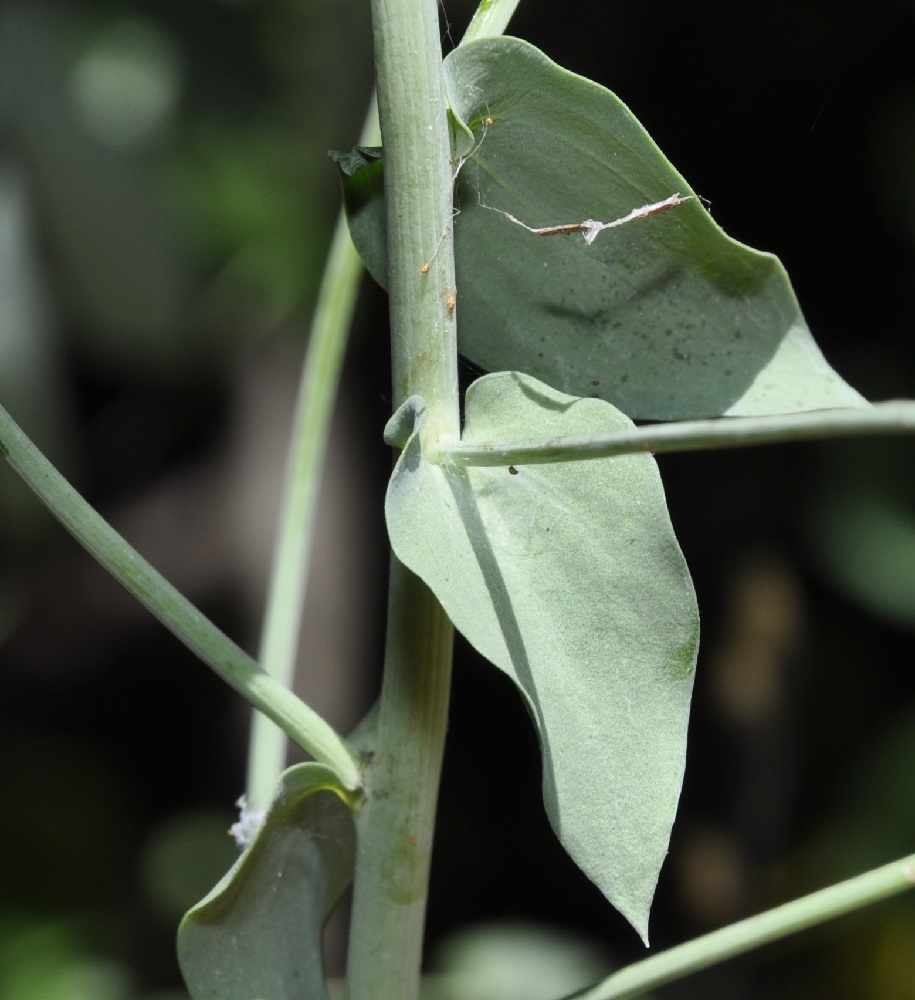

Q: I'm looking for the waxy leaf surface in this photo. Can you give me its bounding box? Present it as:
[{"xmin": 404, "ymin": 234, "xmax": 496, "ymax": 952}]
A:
[
  {"xmin": 385, "ymin": 372, "xmax": 699, "ymax": 940},
  {"xmin": 341, "ymin": 37, "xmax": 865, "ymax": 419},
  {"xmin": 177, "ymin": 764, "xmax": 356, "ymax": 1000}
]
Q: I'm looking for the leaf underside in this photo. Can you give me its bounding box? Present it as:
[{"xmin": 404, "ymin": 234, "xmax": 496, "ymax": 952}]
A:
[
  {"xmin": 177, "ymin": 764, "xmax": 356, "ymax": 1000},
  {"xmin": 385, "ymin": 372, "xmax": 699, "ymax": 940},
  {"xmin": 342, "ymin": 37, "xmax": 866, "ymax": 420}
]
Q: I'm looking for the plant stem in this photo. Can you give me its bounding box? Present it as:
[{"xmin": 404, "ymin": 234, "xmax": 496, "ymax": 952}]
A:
[
  {"xmin": 345, "ymin": 558, "xmax": 454, "ymax": 1000},
  {"xmin": 246, "ymin": 102, "xmax": 381, "ymax": 812},
  {"xmin": 0, "ymin": 402, "xmax": 361, "ymax": 790},
  {"xmin": 371, "ymin": 2, "xmax": 460, "ymax": 438},
  {"xmin": 461, "ymin": 0, "xmax": 525, "ymax": 44},
  {"xmin": 445, "ymin": 400, "xmax": 915, "ymax": 467},
  {"xmin": 568, "ymin": 854, "xmax": 915, "ymax": 1000},
  {"xmin": 346, "ymin": 0, "xmax": 460, "ymax": 994}
]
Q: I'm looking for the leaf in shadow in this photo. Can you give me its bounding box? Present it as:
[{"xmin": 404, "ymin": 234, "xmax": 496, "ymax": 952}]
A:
[{"xmin": 177, "ymin": 763, "xmax": 356, "ymax": 1000}]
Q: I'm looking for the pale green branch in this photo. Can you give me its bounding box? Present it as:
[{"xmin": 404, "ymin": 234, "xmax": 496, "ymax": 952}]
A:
[
  {"xmin": 445, "ymin": 401, "xmax": 915, "ymax": 468},
  {"xmin": 461, "ymin": 0, "xmax": 525, "ymax": 44},
  {"xmin": 567, "ymin": 854, "xmax": 915, "ymax": 1000},
  {"xmin": 0, "ymin": 402, "xmax": 362, "ymax": 791},
  {"xmin": 246, "ymin": 99, "xmax": 381, "ymax": 809}
]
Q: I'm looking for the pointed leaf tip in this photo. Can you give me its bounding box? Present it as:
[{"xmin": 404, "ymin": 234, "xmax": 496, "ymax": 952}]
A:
[{"xmin": 386, "ymin": 371, "xmax": 698, "ymax": 937}]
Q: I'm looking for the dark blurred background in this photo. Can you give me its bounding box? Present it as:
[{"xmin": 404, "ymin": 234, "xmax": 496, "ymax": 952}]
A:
[{"xmin": 0, "ymin": 1, "xmax": 913, "ymax": 998}]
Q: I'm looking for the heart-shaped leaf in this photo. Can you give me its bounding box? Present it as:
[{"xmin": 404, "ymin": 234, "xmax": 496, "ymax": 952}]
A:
[
  {"xmin": 177, "ymin": 763, "xmax": 356, "ymax": 1000},
  {"xmin": 340, "ymin": 37, "xmax": 865, "ymax": 420},
  {"xmin": 385, "ymin": 372, "xmax": 699, "ymax": 940}
]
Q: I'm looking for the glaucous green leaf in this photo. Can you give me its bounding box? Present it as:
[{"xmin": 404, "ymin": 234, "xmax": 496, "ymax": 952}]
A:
[
  {"xmin": 385, "ymin": 372, "xmax": 699, "ymax": 941},
  {"xmin": 340, "ymin": 37, "xmax": 865, "ymax": 420},
  {"xmin": 177, "ymin": 763, "xmax": 356, "ymax": 1000}
]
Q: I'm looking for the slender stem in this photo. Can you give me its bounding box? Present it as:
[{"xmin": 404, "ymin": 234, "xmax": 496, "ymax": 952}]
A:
[
  {"xmin": 568, "ymin": 854, "xmax": 915, "ymax": 1000},
  {"xmin": 445, "ymin": 400, "xmax": 915, "ymax": 468},
  {"xmin": 346, "ymin": 0, "xmax": 460, "ymax": 995},
  {"xmin": 246, "ymin": 102, "xmax": 381, "ymax": 811},
  {"xmin": 461, "ymin": 0, "xmax": 525, "ymax": 44},
  {"xmin": 0, "ymin": 402, "xmax": 362, "ymax": 790}
]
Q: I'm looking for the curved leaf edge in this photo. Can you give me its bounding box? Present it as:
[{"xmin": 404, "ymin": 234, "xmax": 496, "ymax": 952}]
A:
[
  {"xmin": 445, "ymin": 37, "xmax": 867, "ymax": 413},
  {"xmin": 178, "ymin": 762, "xmax": 355, "ymax": 928},
  {"xmin": 385, "ymin": 374, "xmax": 699, "ymax": 942}
]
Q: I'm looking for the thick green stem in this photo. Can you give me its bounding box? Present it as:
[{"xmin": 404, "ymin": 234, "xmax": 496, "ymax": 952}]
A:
[
  {"xmin": 569, "ymin": 854, "xmax": 915, "ymax": 1000},
  {"xmin": 346, "ymin": 0, "xmax": 460, "ymax": 995},
  {"xmin": 346, "ymin": 558, "xmax": 454, "ymax": 999},
  {"xmin": 0, "ymin": 403, "xmax": 361, "ymax": 789},
  {"xmin": 372, "ymin": 0, "xmax": 460, "ymax": 440}
]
